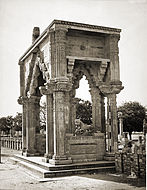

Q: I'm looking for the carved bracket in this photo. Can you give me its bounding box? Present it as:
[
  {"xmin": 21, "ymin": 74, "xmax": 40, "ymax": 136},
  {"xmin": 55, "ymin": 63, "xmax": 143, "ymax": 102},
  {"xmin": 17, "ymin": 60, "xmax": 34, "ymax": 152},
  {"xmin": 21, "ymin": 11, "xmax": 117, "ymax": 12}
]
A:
[
  {"xmin": 98, "ymin": 60, "xmax": 108, "ymax": 82},
  {"xmin": 99, "ymin": 83, "xmax": 124, "ymax": 96}
]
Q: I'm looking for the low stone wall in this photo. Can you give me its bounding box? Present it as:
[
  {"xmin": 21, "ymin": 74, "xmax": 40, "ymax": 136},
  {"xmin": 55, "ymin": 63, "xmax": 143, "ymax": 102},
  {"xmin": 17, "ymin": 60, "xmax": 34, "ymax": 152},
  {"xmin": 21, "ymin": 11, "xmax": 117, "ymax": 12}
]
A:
[
  {"xmin": 66, "ymin": 133, "xmax": 105, "ymax": 163},
  {"xmin": 115, "ymin": 144, "xmax": 146, "ymax": 178},
  {"xmin": 1, "ymin": 137, "xmax": 22, "ymax": 150}
]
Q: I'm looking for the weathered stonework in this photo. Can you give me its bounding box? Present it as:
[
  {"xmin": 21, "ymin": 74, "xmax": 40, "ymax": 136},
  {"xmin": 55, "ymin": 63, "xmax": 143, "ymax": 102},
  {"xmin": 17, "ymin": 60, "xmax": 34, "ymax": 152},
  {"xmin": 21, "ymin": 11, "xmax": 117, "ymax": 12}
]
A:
[{"xmin": 18, "ymin": 20, "xmax": 123, "ymax": 164}]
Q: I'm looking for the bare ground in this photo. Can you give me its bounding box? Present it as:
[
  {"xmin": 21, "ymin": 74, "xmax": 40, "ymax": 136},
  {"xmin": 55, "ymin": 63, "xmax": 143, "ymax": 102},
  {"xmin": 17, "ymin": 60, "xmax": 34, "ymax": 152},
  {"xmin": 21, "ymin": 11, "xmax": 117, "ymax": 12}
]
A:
[{"xmin": 0, "ymin": 148, "xmax": 146, "ymax": 190}]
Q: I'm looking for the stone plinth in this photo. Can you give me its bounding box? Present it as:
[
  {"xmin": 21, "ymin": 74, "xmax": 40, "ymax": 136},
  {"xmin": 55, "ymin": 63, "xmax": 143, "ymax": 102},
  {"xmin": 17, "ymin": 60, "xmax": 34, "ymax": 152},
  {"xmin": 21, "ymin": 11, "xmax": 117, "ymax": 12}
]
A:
[{"xmin": 65, "ymin": 133, "xmax": 105, "ymax": 163}]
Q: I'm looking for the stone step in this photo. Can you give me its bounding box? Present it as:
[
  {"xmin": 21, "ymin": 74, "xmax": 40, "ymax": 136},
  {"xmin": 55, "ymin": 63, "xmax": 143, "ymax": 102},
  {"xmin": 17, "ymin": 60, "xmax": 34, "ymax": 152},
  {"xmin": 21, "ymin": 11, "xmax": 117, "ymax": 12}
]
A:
[
  {"xmin": 13, "ymin": 154, "xmax": 115, "ymax": 171},
  {"xmin": 104, "ymin": 153, "xmax": 115, "ymax": 161},
  {"xmin": 10, "ymin": 157, "xmax": 115, "ymax": 178}
]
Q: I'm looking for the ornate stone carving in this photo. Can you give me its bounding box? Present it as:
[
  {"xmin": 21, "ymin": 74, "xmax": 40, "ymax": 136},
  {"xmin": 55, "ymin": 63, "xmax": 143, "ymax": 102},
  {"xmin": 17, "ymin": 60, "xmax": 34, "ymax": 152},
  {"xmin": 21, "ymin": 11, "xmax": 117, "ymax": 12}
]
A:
[
  {"xmin": 17, "ymin": 96, "xmax": 27, "ymax": 105},
  {"xmin": 36, "ymin": 51, "xmax": 50, "ymax": 83},
  {"xmin": 17, "ymin": 95, "xmax": 40, "ymax": 105},
  {"xmin": 99, "ymin": 83, "xmax": 124, "ymax": 96},
  {"xmin": 67, "ymin": 58, "xmax": 75, "ymax": 74},
  {"xmin": 98, "ymin": 60, "xmax": 108, "ymax": 82}
]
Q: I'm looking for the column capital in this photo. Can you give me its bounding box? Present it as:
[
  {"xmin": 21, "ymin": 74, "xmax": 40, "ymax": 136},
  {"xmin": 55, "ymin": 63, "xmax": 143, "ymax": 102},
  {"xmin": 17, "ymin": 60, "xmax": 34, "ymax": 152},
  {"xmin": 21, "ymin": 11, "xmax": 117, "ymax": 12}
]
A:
[
  {"xmin": 51, "ymin": 78, "xmax": 72, "ymax": 92},
  {"xmin": 99, "ymin": 82, "xmax": 124, "ymax": 96},
  {"xmin": 17, "ymin": 96, "xmax": 28, "ymax": 105},
  {"xmin": 39, "ymin": 85, "xmax": 53, "ymax": 95},
  {"xmin": 54, "ymin": 81, "xmax": 72, "ymax": 92},
  {"xmin": 18, "ymin": 95, "xmax": 41, "ymax": 105}
]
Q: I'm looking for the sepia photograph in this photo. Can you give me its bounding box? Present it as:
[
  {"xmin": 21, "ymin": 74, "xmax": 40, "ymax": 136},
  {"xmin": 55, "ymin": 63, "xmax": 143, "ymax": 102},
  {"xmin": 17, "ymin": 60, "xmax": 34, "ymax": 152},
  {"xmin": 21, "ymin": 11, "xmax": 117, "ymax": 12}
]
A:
[{"xmin": 0, "ymin": 0, "xmax": 146, "ymax": 189}]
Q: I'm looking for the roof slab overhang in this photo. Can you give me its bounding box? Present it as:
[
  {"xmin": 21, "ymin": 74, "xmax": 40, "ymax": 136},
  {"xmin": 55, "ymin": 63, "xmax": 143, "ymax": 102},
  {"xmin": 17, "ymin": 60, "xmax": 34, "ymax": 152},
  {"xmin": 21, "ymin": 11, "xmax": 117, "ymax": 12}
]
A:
[{"xmin": 19, "ymin": 20, "xmax": 121, "ymax": 63}]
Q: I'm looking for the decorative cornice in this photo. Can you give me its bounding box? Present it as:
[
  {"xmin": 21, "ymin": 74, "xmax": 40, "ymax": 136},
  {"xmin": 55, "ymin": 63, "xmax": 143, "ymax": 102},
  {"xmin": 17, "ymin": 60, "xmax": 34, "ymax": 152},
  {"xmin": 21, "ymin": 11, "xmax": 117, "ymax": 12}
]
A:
[
  {"xmin": 19, "ymin": 20, "xmax": 121, "ymax": 62},
  {"xmin": 51, "ymin": 20, "xmax": 121, "ymax": 33}
]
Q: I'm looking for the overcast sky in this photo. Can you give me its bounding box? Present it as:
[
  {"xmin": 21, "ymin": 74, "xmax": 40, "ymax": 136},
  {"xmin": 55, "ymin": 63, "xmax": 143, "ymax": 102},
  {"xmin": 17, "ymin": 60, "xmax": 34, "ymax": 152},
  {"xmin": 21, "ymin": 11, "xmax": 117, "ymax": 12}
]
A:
[{"xmin": 0, "ymin": 0, "xmax": 147, "ymax": 117}]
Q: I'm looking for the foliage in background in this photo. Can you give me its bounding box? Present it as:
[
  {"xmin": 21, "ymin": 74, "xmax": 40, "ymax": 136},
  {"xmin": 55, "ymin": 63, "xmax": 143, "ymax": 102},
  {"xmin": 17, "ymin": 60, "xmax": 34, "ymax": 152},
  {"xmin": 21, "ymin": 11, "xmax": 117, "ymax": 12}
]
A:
[
  {"xmin": 76, "ymin": 99, "xmax": 92, "ymax": 125},
  {"xmin": 39, "ymin": 98, "xmax": 93, "ymax": 128},
  {"xmin": 118, "ymin": 101, "xmax": 146, "ymax": 138},
  {"xmin": 13, "ymin": 113, "xmax": 22, "ymax": 131},
  {"xmin": 0, "ymin": 113, "xmax": 22, "ymax": 135}
]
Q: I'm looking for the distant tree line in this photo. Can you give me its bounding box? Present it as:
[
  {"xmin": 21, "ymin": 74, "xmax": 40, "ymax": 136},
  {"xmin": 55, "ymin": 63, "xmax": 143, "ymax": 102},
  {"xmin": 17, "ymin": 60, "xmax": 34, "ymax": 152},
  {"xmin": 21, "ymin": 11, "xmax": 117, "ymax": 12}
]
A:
[
  {"xmin": 0, "ymin": 113, "xmax": 22, "ymax": 135},
  {"xmin": 0, "ymin": 101, "xmax": 146, "ymax": 137}
]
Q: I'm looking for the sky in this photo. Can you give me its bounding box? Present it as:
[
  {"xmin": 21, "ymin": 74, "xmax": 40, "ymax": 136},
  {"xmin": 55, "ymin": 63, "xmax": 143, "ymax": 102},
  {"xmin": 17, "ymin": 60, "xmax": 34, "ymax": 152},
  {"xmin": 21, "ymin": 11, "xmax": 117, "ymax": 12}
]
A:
[{"xmin": 0, "ymin": 0, "xmax": 147, "ymax": 117}]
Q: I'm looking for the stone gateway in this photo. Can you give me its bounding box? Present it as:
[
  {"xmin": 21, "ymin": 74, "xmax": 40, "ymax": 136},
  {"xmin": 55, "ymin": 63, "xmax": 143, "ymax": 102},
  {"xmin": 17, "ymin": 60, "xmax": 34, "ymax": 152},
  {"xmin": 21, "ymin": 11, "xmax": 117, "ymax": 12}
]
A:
[{"xmin": 18, "ymin": 20, "xmax": 123, "ymax": 165}]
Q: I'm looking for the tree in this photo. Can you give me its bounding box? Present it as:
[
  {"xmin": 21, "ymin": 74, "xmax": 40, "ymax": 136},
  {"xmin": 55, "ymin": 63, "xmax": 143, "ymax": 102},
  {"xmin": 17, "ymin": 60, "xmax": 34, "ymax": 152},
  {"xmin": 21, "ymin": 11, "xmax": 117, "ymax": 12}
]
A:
[
  {"xmin": 13, "ymin": 113, "xmax": 22, "ymax": 131},
  {"xmin": 76, "ymin": 99, "xmax": 92, "ymax": 125},
  {"xmin": 39, "ymin": 98, "xmax": 93, "ymax": 128},
  {"xmin": 0, "ymin": 116, "xmax": 14, "ymax": 135},
  {"xmin": 118, "ymin": 101, "xmax": 146, "ymax": 139}
]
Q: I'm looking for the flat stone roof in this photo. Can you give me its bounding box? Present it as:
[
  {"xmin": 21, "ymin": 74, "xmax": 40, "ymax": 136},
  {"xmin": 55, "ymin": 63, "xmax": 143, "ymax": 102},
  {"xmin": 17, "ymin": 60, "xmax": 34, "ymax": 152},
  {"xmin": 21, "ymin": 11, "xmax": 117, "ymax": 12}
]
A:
[{"xmin": 19, "ymin": 20, "xmax": 121, "ymax": 62}]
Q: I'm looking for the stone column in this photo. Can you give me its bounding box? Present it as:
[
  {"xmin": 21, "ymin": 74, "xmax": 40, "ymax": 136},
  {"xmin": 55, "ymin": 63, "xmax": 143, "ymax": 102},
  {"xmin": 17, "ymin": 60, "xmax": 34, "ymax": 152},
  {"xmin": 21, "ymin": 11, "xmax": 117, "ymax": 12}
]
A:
[
  {"xmin": 49, "ymin": 80, "xmax": 72, "ymax": 165},
  {"xmin": 45, "ymin": 93, "xmax": 54, "ymax": 161},
  {"xmin": 118, "ymin": 112, "xmax": 123, "ymax": 136},
  {"xmin": 18, "ymin": 96, "xmax": 27, "ymax": 154},
  {"xmin": 101, "ymin": 95, "xmax": 106, "ymax": 133},
  {"xmin": 40, "ymin": 86, "xmax": 54, "ymax": 162},
  {"xmin": 19, "ymin": 62, "xmax": 25, "ymax": 97},
  {"xmin": 25, "ymin": 96, "xmax": 41, "ymax": 156},
  {"xmin": 22, "ymin": 104, "xmax": 27, "ymax": 152},
  {"xmin": 109, "ymin": 93, "xmax": 118, "ymax": 152},
  {"xmin": 99, "ymin": 83, "xmax": 123, "ymax": 153},
  {"xmin": 90, "ymin": 87, "xmax": 102, "ymax": 132},
  {"xmin": 106, "ymin": 96, "xmax": 111, "ymax": 152}
]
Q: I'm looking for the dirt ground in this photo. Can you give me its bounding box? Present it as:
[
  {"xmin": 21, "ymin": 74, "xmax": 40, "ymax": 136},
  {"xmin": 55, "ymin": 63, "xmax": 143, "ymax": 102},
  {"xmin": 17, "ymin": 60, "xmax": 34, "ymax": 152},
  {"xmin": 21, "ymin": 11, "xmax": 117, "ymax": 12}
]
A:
[{"xmin": 0, "ymin": 148, "xmax": 146, "ymax": 190}]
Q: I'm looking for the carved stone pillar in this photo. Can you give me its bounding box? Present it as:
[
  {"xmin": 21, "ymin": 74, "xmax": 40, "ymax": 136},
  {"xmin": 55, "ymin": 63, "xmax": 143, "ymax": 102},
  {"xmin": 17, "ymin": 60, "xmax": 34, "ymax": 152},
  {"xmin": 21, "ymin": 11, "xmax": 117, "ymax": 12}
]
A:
[
  {"xmin": 22, "ymin": 103, "xmax": 27, "ymax": 152},
  {"xmin": 25, "ymin": 96, "xmax": 41, "ymax": 156},
  {"xmin": 108, "ymin": 94, "xmax": 118, "ymax": 152},
  {"xmin": 19, "ymin": 62, "xmax": 25, "ymax": 97},
  {"xmin": 99, "ymin": 83, "xmax": 123, "ymax": 153},
  {"xmin": 45, "ymin": 94, "xmax": 53, "ymax": 161},
  {"xmin": 50, "ymin": 29, "xmax": 56, "ymax": 78},
  {"xmin": 40, "ymin": 86, "xmax": 54, "ymax": 162},
  {"xmin": 49, "ymin": 80, "xmax": 72, "ymax": 165},
  {"xmin": 109, "ymin": 34, "xmax": 120, "ymax": 82},
  {"xmin": 106, "ymin": 96, "xmax": 111, "ymax": 152},
  {"xmin": 90, "ymin": 87, "xmax": 102, "ymax": 132},
  {"xmin": 118, "ymin": 112, "xmax": 123, "ymax": 136},
  {"xmin": 64, "ymin": 91, "xmax": 70, "ymax": 133},
  {"xmin": 55, "ymin": 28, "xmax": 68, "ymax": 78},
  {"xmin": 17, "ymin": 96, "xmax": 27, "ymax": 153},
  {"xmin": 71, "ymin": 98, "xmax": 80, "ymax": 134},
  {"xmin": 101, "ymin": 95, "xmax": 105, "ymax": 133}
]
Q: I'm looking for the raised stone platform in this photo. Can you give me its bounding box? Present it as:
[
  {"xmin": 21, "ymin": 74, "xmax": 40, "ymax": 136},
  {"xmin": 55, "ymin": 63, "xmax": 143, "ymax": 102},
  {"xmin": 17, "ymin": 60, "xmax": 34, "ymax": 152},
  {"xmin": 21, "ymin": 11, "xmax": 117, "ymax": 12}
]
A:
[{"xmin": 11, "ymin": 155, "xmax": 115, "ymax": 178}]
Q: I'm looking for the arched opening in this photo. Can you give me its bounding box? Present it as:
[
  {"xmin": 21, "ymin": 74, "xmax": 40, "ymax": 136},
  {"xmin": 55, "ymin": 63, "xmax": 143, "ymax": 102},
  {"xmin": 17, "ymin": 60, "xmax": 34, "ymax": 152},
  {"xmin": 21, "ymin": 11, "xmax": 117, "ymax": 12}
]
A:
[
  {"xmin": 75, "ymin": 75, "xmax": 92, "ymax": 126},
  {"xmin": 75, "ymin": 75, "xmax": 91, "ymax": 102}
]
